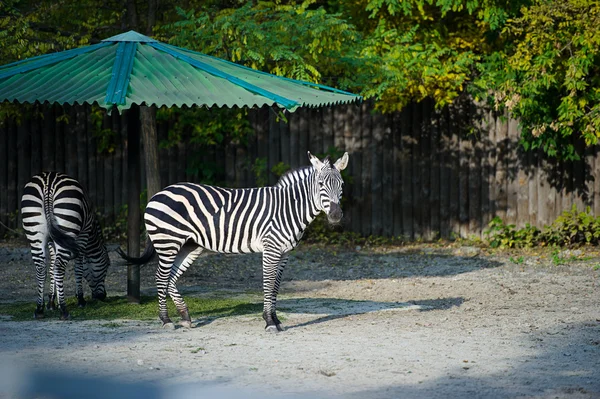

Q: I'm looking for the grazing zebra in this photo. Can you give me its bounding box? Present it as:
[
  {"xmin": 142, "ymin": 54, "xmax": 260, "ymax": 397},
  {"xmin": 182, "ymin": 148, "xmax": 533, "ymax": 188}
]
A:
[
  {"xmin": 21, "ymin": 172, "xmax": 110, "ymax": 320},
  {"xmin": 119, "ymin": 151, "xmax": 348, "ymax": 332}
]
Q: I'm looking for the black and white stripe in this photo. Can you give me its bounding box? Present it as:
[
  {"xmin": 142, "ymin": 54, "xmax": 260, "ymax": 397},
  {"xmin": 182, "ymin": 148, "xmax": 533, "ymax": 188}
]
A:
[
  {"xmin": 119, "ymin": 151, "xmax": 349, "ymax": 331},
  {"xmin": 21, "ymin": 172, "xmax": 110, "ymax": 319}
]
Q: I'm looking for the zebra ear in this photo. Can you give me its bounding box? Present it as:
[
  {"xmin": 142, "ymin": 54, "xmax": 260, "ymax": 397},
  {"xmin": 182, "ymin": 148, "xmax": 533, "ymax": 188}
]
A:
[
  {"xmin": 333, "ymin": 152, "xmax": 349, "ymax": 171},
  {"xmin": 308, "ymin": 151, "xmax": 324, "ymax": 169}
]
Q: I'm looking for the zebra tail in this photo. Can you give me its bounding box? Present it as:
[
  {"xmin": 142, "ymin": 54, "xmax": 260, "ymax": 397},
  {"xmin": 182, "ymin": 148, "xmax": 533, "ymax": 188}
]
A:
[
  {"xmin": 47, "ymin": 217, "xmax": 80, "ymax": 260},
  {"xmin": 116, "ymin": 239, "xmax": 156, "ymax": 265}
]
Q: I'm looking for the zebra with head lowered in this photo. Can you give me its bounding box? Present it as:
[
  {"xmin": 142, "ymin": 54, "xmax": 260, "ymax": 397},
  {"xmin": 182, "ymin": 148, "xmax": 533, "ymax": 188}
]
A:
[
  {"xmin": 119, "ymin": 151, "xmax": 349, "ymax": 332},
  {"xmin": 21, "ymin": 172, "xmax": 110, "ymax": 320}
]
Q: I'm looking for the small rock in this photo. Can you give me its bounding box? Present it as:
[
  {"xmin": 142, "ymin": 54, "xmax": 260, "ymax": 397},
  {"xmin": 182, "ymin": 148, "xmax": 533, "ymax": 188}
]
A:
[
  {"xmin": 452, "ymin": 246, "xmax": 480, "ymax": 257},
  {"xmin": 137, "ymin": 359, "xmax": 144, "ymax": 366}
]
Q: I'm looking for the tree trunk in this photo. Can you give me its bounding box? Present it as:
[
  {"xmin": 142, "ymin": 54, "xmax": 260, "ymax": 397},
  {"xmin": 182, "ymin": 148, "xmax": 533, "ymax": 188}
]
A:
[
  {"xmin": 127, "ymin": 105, "xmax": 141, "ymax": 303},
  {"xmin": 141, "ymin": 105, "xmax": 161, "ymax": 200},
  {"xmin": 147, "ymin": 0, "xmax": 157, "ymax": 35}
]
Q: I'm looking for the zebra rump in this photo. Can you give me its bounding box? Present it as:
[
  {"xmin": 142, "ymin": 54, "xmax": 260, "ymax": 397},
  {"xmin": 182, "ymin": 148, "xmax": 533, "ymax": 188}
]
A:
[{"xmin": 22, "ymin": 172, "xmax": 110, "ymax": 320}]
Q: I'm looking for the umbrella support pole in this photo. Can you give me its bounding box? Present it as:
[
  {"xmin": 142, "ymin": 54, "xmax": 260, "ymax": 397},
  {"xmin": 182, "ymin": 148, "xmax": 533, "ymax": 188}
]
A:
[{"xmin": 126, "ymin": 104, "xmax": 141, "ymax": 303}]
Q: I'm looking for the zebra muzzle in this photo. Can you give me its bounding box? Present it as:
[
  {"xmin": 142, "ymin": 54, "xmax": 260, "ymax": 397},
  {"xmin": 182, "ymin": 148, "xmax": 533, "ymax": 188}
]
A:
[{"xmin": 327, "ymin": 203, "xmax": 343, "ymax": 224}]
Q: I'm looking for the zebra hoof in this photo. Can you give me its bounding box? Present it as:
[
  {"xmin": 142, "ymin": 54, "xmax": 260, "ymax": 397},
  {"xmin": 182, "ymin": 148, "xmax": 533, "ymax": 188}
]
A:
[
  {"xmin": 179, "ymin": 320, "xmax": 193, "ymax": 329},
  {"xmin": 276, "ymin": 324, "xmax": 285, "ymax": 332},
  {"xmin": 60, "ymin": 313, "xmax": 71, "ymax": 321},
  {"xmin": 162, "ymin": 322, "xmax": 175, "ymax": 330},
  {"xmin": 33, "ymin": 311, "xmax": 44, "ymax": 319},
  {"xmin": 265, "ymin": 325, "xmax": 280, "ymax": 333}
]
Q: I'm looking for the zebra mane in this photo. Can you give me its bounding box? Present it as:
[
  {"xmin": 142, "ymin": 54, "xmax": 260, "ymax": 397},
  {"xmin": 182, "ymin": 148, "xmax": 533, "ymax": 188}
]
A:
[{"xmin": 275, "ymin": 166, "xmax": 315, "ymax": 188}]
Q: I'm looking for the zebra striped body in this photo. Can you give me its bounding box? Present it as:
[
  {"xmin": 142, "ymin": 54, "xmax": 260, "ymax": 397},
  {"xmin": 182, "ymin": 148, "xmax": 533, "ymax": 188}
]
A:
[
  {"xmin": 21, "ymin": 172, "xmax": 110, "ymax": 319},
  {"xmin": 123, "ymin": 152, "xmax": 348, "ymax": 331}
]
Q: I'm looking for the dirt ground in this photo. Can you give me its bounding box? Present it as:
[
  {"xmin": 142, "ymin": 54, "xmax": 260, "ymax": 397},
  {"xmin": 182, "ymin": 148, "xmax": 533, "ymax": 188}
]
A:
[{"xmin": 0, "ymin": 241, "xmax": 599, "ymax": 399}]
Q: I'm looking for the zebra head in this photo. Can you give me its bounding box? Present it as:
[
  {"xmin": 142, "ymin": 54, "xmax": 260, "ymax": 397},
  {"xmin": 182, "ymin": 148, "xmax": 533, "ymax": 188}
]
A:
[{"xmin": 308, "ymin": 151, "xmax": 349, "ymax": 224}]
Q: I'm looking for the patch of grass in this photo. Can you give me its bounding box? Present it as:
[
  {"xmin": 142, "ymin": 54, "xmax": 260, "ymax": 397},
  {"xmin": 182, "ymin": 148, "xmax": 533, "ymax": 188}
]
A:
[{"xmin": 0, "ymin": 295, "xmax": 261, "ymax": 322}]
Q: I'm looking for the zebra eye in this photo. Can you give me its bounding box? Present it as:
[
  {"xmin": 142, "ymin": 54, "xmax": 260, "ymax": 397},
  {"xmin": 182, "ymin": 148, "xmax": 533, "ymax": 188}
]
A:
[{"xmin": 318, "ymin": 180, "xmax": 324, "ymax": 187}]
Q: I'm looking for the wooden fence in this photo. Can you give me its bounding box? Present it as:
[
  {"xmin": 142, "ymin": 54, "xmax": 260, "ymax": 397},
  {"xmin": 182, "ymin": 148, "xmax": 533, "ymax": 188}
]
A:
[{"xmin": 2, "ymin": 100, "xmax": 600, "ymax": 240}]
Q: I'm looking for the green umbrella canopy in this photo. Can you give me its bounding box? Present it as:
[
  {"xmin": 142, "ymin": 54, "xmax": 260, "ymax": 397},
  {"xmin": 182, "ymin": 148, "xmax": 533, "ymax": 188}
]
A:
[{"xmin": 0, "ymin": 30, "xmax": 361, "ymax": 113}]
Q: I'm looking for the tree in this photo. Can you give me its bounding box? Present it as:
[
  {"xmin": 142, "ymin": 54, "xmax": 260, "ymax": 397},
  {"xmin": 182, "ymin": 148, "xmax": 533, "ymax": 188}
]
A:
[{"xmin": 476, "ymin": 0, "xmax": 600, "ymax": 160}]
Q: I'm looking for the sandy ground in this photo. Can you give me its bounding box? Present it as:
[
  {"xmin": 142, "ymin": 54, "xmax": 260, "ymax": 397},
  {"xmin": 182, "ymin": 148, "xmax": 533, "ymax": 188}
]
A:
[{"xmin": 0, "ymin": 242, "xmax": 599, "ymax": 399}]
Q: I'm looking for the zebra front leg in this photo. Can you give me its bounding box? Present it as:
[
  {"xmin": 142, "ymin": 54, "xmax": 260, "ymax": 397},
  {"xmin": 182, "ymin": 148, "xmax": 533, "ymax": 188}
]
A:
[
  {"xmin": 53, "ymin": 249, "xmax": 71, "ymax": 320},
  {"xmin": 270, "ymin": 255, "xmax": 289, "ymax": 331},
  {"xmin": 262, "ymin": 248, "xmax": 284, "ymax": 333}
]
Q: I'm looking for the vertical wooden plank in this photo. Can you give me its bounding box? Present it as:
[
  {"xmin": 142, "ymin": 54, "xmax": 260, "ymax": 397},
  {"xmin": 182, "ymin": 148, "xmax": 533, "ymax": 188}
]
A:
[
  {"xmin": 103, "ymin": 111, "xmax": 114, "ymax": 221},
  {"xmin": 401, "ymin": 104, "xmax": 414, "ymax": 240},
  {"xmin": 468, "ymin": 104, "xmax": 481, "ymax": 237},
  {"xmin": 505, "ymin": 117, "xmax": 519, "ymax": 226},
  {"xmin": 347, "ymin": 105, "xmax": 362, "ymax": 233},
  {"xmin": 177, "ymin": 140, "xmax": 186, "ymax": 182},
  {"xmin": 268, "ymin": 108, "xmax": 281, "ymax": 185},
  {"xmin": 298, "ymin": 108, "xmax": 309, "ymax": 166},
  {"xmin": 6, "ymin": 118, "xmax": 18, "ymax": 230},
  {"xmin": 430, "ymin": 105, "xmax": 441, "ymax": 240},
  {"xmin": 584, "ymin": 143, "xmax": 595, "ymax": 210},
  {"xmin": 322, "ymin": 106, "xmax": 333, "ymax": 153},
  {"xmin": 391, "ymin": 111, "xmax": 402, "ymax": 237},
  {"xmin": 381, "ymin": 114, "xmax": 394, "ymax": 237},
  {"xmin": 42, "ymin": 105, "xmax": 56, "ymax": 172},
  {"xmin": 528, "ymin": 143, "xmax": 539, "ymax": 226},
  {"xmin": 86, "ymin": 109, "xmax": 97, "ymax": 209},
  {"xmin": 76, "ymin": 106, "xmax": 88, "ymax": 187},
  {"xmin": 593, "ymin": 145, "xmax": 600, "ymax": 217},
  {"xmin": 0, "ymin": 117, "xmax": 9, "ymax": 235},
  {"xmin": 289, "ymin": 111, "xmax": 300, "ymax": 170},
  {"xmin": 481, "ymin": 109, "xmax": 495, "ymax": 234},
  {"xmin": 537, "ymin": 151, "xmax": 553, "ymax": 227},
  {"xmin": 412, "ymin": 103, "xmax": 423, "ymax": 239},
  {"xmin": 280, "ymin": 114, "xmax": 290, "ymax": 169},
  {"xmin": 370, "ymin": 109, "xmax": 384, "ymax": 236},
  {"xmin": 361, "ymin": 102, "xmax": 372, "ymax": 236},
  {"xmin": 309, "ymin": 108, "xmax": 323, "ymax": 156},
  {"xmin": 439, "ymin": 107, "xmax": 451, "ymax": 239},
  {"xmin": 17, "ymin": 112, "xmax": 32, "ymax": 226},
  {"xmin": 225, "ymin": 138, "xmax": 236, "ymax": 186},
  {"xmin": 514, "ymin": 120, "xmax": 529, "ymax": 229},
  {"xmin": 246, "ymin": 110, "xmax": 258, "ymax": 187},
  {"xmin": 30, "ymin": 105, "xmax": 42, "ymax": 176},
  {"xmin": 458, "ymin": 110, "xmax": 470, "ymax": 238},
  {"xmin": 573, "ymin": 137, "xmax": 586, "ymax": 212},
  {"xmin": 157, "ymin": 118, "xmax": 169, "ymax": 188},
  {"xmin": 55, "ymin": 106, "xmax": 66, "ymax": 173},
  {"xmin": 494, "ymin": 113, "xmax": 508, "ymax": 222},
  {"xmin": 334, "ymin": 105, "xmax": 347, "ymax": 152},
  {"xmin": 448, "ymin": 104, "xmax": 461, "ymax": 237},
  {"xmin": 420, "ymin": 101, "xmax": 432, "ymax": 239},
  {"xmin": 66, "ymin": 106, "xmax": 79, "ymax": 178}
]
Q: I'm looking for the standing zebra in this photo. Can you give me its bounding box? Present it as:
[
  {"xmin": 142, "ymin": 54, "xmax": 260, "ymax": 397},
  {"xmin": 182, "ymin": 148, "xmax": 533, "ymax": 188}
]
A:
[
  {"xmin": 21, "ymin": 172, "xmax": 110, "ymax": 320},
  {"xmin": 119, "ymin": 151, "xmax": 348, "ymax": 331}
]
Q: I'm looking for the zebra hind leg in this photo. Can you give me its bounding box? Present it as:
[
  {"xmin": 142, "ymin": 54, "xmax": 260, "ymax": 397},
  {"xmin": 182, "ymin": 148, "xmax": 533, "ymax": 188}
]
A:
[
  {"xmin": 31, "ymin": 245, "xmax": 48, "ymax": 319},
  {"xmin": 52, "ymin": 248, "xmax": 71, "ymax": 320},
  {"xmin": 270, "ymin": 255, "xmax": 289, "ymax": 332},
  {"xmin": 46, "ymin": 243, "xmax": 56, "ymax": 311},
  {"xmin": 168, "ymin": 243, "xmax": 204, "ymax": 328},
  {"xmin": 74, "ymin": 255, "xmax": 86, "ymax": 308}
]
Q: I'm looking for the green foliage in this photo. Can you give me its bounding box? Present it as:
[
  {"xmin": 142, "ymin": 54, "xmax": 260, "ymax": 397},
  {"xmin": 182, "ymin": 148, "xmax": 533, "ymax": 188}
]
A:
[
  {"xmin": 156, "ymin": 1, "xmax": 361, "ymax": 88},
  {"xmin": 252, "ymin": 157, "xmax": 269, "ymax": 187},
  {"xmin": 485, "ymin": 206, "xmax": 600, "ymax": 249},
  {"xmin": 484, "ymin": 216, "xmax": 541, "ymax": 249},
  {"xmin": 476, "ymin": 0, "xmax": 600, "ymax": 160},
  {"xmin": 541, "ymin": 205, "xmax": 600, "ymax": 246}
]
